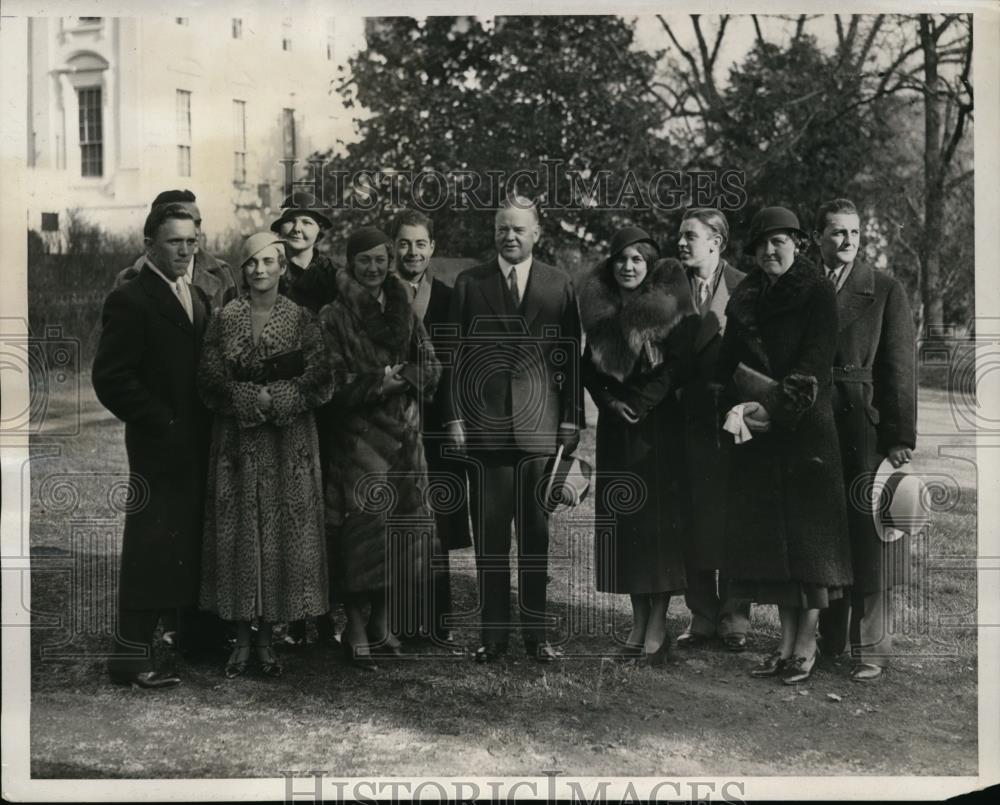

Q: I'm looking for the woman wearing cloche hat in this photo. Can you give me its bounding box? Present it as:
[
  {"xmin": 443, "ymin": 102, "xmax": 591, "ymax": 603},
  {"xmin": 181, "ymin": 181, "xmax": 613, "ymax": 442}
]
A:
[
  {"xmin": 197, "ymin": 232, "xmax": 334, "ymax": 679},
  {"xmin": 270, "ymin": 191, "xmax": 340, "ymax": 314},
  {"xmin": 579, "ymin": 225, "xmax": 701, "ymax": 666},
  {"xmin": 318, "ymin": 226, "xmax": 442, "ymax": 670},
  {"xmin": 715, "ymin": 206, "xmax": 852, "ymax": 685}
]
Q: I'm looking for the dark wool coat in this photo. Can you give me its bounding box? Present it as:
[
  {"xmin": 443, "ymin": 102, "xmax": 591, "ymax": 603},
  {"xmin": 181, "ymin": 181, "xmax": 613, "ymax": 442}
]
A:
[
  {"xmin": 319, "ymin": 269, "xmax": 442, "ymax": 595},
  {"xmin": 442, "ymin": 259, "xmax": 583, "ymax": 454},
  {"xmin": 116, "ymin": 251, "xmax": 238, "ymax": 314},
  {"xmin": 676, "ymin": 259, "xmax": 746, "ymax": 570},
  {"xmin": 419, "ymin": 275, "xmax": 472, "ymax": 551},
  {"xmin": 197, "ymin": 295, "xmax": 334, "ymax": 622},
  {"xmin": 716, "ymin": 259, "xmax": 853, "ymax": 588},
  {"xmin": 580, "ymin": 258, "xmax": 700, "ymax": 594},
  {"xmin": 829, "ymin": 260, "xmax": 916, "ymax": 593},
  {"xmin": 92, "ymin": 266, "xmax": 212, "ymax": 610},
  {"xmin": 282, "ymin": 252, "xmax": 342, "ymax": 313}
]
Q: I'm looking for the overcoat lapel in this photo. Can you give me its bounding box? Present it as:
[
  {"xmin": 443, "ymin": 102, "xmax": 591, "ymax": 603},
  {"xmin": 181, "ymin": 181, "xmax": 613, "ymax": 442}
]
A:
[
  {"xmin": 476, "ymin": 261, "xmax": 520, "ymax": 334},
  {"xmin": 138, "ymin": 265, "xmax": 194, "ymax": 335},
  {"xmin": 836, "ymin": 260, "xmax": 877, "ymax": 332},
  {"xmin": 692, "ymin": 261, "xmax": 735, "ymax": 354},
  {"xmin": 520, "ymin": 262, "xmax": 547, "ymax": 331}
]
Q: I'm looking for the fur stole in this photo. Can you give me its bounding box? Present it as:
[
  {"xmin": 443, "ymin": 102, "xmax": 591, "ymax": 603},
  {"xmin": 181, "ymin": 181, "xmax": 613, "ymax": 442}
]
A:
[
  {"xmin": 579, "ymin": 257, "xmax": 695, "ymax": 382},
  {"xmin": 334, "ymin": 267, "xmax": 414, "ymax": 356}
]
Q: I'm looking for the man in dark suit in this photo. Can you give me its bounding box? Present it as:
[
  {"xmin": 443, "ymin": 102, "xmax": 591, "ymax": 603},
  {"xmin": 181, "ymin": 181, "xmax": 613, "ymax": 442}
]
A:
[
  {"xmin": 391, "ymin": 210, "xmax": 472, "ymax": 648},
  {"xmin": 813, "ymin": 198, "xmax": 916, "ymax": 683},
  {"xmin": 93, "ymin": 204, "xmax": 214, "ymax": 688},
  {"xmin": 114, "ymin": 189, "xmax": 237, "ymax": 314},
  {"xmin": 443, "ymin": 196, "xmax": 582, "ymax": 663},
  {"xmin": 674, "ymin": 208, "xmax": 753, "ymax": 652}
]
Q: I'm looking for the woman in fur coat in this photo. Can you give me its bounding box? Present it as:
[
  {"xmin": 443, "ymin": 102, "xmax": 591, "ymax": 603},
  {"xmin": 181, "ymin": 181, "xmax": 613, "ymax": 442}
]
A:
[
  {"xmin": 580, "ymin": 227, "xmax": 700, "ymax": 664},
  {"xmin": 199, "ymin": 232, "xmax": 334, "ymax": 679},
  {"xmin": 716, "ymin": 207, "xmax": 852, "ymax": 685},
  {"xmin": 319, "ymin": 227, "xmax": 441, "ymax": 670}
]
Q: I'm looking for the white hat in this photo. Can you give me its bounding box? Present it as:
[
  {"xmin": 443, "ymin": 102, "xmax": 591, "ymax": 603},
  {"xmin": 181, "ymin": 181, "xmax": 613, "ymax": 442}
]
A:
[
  {"xmin": 239, "ymin": 231, "xmax": 285, "ymax": 268},
  {"xmin": 871, "ymin": 457, "xmax": 930, "ymax": 543}
]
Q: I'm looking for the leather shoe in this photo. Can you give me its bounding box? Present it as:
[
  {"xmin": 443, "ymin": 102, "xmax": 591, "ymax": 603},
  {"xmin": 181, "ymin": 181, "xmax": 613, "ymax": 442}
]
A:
[
  {"xmin": 225, "ymin": 644, "xmax": 252, "ymax": 679},
  {"xmin": 676, "ymin": 631, "xmax": 711, "ymax": 649},
  {"xmin": 850, "ymin": 662, "xmax": 885, "ymax": 683},
  {"xmin": 638, "ymin": 639, "xmax": 670, "ymax": 667},
  {"xmin": 782, "ymin": 652, "xmax": 817, "ymax": 685},
  {"xmin": 722, "ymin": 634, "xmax": 747, "ymax": 653},
  {"xmin": 817, "ymin": 636, "xmax": 846, "ymax": 659},
  {"xmin": 474, "ymin": 642, "xmax": 508, "ymax": 664},
  {"xmin": 524, "ymin": 638, "xmax": 561, "ymax": 663},
  {"xmin": 749, "ymin": 651, "xmax": 788, "ymax": 678},
  {"xmin": 109, "ymin": 670, "xmax": 181, "ymax": 689},
  {"xmin": 254, "ymin": 644, "xmax": 283, "ymax": 678}
]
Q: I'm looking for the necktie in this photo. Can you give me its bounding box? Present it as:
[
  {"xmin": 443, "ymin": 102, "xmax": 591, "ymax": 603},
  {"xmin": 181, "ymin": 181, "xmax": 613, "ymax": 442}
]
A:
[
  {"xmin": 410, "ymin": 283, "xmax": 419, "ymax": 301},
  {"xmin": 697, "ymin": 279, "xmax": 710, "ymax": 313},
  {"xmin": 508, "ymin": 266, "xmax": 521, "ymax": 309},
  {"xmin": 827, "ymin": 267, "xmax": 840, "ymax": 287},
  {"xmin": 175, "ymin": 279, "xmax": 193, "ymax": 323}
]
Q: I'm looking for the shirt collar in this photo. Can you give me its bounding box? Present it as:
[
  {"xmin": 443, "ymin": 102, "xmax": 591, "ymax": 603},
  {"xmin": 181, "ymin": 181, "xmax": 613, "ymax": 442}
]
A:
[
  {"xmin": 144, "ymin": 257, "xmax": 182, "ymax": 288},
  {"xmin": 498, "ymin": 255, "xmax": 533, "ymax": 277}
]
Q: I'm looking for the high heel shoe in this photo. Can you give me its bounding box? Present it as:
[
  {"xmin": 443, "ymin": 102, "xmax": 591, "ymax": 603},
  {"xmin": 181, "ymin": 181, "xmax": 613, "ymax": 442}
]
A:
[
  {"xmin": 341, "ymin": 636, "xmax": 378, "ymax": 671},
  {"xmin": 639, "ymin": 637, "xmax": 670, "ymax": 667},
  {"xmin": 254, "ymin": 643, "xmax": 283, "ymax": 678},
  {"xmin": 750, "ymin": 651, "xmax": 789, "ymax": 678},
  {"xmin": 225, "ymin": 644, "xmax": 252, "ymax": 679},
  {"xmin": 781, "ymin": 652, "xmax": 817, "ymax": 685}
]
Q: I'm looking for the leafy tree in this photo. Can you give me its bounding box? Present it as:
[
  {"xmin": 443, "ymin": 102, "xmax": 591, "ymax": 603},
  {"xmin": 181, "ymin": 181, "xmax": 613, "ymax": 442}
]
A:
[{"xmin": 316, "ymin": 16, "xmax": 680, "ymax": 263}]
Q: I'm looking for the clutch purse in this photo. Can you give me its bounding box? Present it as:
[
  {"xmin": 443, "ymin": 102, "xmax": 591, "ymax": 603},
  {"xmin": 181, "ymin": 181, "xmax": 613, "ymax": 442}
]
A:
[
  {"xmin": 733, "ymin": 362, "xmax": 778, "ymax": 404},
  {"xmin": 262, "ymin": 350, "xmax": 305, "ymax": 383}
]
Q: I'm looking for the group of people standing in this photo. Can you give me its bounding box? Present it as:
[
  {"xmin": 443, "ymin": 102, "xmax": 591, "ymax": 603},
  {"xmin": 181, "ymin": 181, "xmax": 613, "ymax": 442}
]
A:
[{"xmin": 92, "ymin": 185, "xmax": 915, "ymax": 690}]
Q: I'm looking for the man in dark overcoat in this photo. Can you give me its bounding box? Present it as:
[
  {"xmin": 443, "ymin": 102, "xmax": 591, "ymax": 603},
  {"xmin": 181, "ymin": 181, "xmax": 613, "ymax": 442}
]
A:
[
  {"xmin": 813, "ymin": 198, "xmax": 916, "ymax": 682},
  {"xmin": 443, "ymin": 196, "xmax": 583, "ymax": 663},
  {"xmin": 114, "ymin": 189, "xmax": 237, "ymax": 314},
  {"xmin": 673, "ymin": 209, "xmax": 752, "ymax": 652},
  {"xmin": 391, "ymin": 209, "xmax": 472, "ymax": 647},
  {"xmin": 93, "ymin": 204, "xmax": 213, "ymax": 688}
]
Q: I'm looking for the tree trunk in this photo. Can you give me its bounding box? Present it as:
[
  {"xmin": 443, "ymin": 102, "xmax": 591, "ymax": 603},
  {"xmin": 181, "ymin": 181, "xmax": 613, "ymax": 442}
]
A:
[{"xmin": 919, "ymin": 15, "xmax": 946, "ymax": 338}]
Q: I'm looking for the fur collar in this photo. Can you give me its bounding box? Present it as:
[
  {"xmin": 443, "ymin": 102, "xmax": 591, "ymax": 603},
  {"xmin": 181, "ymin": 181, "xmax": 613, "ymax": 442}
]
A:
[
  {"xmin": 334, "ymin": 267, "xmax": 414, "ymax": 355},
  {"xmin": 579, "ymin": 257, "xmax": 694, "ymax": 381},
  {"xmin": 728, "ymin": 258, "xmax": 827, "ymax": 327}
]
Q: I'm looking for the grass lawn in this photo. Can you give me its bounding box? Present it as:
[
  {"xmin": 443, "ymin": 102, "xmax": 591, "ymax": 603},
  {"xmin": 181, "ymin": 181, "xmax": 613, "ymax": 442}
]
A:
[{"xmin": 24, "ymin": 381, "xmax": 978, "ymax": 778}]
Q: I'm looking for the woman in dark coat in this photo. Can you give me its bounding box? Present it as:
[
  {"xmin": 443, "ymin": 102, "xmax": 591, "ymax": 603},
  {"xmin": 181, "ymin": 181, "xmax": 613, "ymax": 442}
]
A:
[
  {"xmin": 580, "ymin": 227, "xmax": 700, "ymax": 664},
  {"xmin": 198, "ymin": 232, "xmax": 334, "ymax": 678},
  {"xmin": 270, "ymin": 192, "xmax": 341, "ymax": 648},
  {"xmin": 716, "ymin": 207, "xmax": 852, "ymax": 684},
  {"xmin": 319, "ymin": 227, "xmax": 441, "ymax": 670}
]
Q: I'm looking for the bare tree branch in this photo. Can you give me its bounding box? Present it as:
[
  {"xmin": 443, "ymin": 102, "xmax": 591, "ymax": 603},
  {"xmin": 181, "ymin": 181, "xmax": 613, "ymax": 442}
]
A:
[
  {"xmin": 751, "ymin": 15, "xmax": 766, "ymax": 48},
  {"xmin": 657, "ymin": 15, "xmax": 702, "ymax": 84}
]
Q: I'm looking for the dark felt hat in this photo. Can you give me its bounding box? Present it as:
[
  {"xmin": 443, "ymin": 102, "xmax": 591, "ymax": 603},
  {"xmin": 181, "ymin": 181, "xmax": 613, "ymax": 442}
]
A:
[
  {"xmin": 346, "ymin": 226, "xmax": 391, "ymax": 263},
  {"xmin": 746, "ymin": 207, "xmax": 808, "ymax": 249},
  {"xmin": 608, "ymin": 226, "xmax": 659, "ymax": 263},
  {"xmin": 270, "ymin": 191, "xmax": 332, "ymax": 232}
]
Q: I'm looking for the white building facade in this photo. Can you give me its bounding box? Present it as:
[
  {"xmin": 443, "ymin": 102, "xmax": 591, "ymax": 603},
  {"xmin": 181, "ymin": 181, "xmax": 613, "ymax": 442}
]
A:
[{"xmin": 26, "ymin": 12, "xmax": 364, "ymax": 244}]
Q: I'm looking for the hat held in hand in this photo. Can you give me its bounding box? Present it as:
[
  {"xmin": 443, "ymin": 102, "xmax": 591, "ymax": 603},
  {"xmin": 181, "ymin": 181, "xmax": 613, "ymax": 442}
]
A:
[
  {"xmin": 871, "ymin": 458, "xmax": 930, "ymax": 543},
  {"xmin": 541, "ymin": 450, "xmax": 593, "ymax": 513}
]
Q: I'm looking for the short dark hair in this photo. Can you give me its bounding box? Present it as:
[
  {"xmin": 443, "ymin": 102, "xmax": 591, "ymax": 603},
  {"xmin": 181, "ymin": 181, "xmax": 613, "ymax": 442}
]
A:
[
  {"xmin": 391, "ymin": 209, "xmax": 434, "ymax": 240},
  {"xmin": 814, "ymin": 198, "xmax": 859, "ymax": 233},
  {"xmin": 682, "ymin": 207, "xmax": 730, "ymax": 250},
  {"xmin": 151, "ymin": 189, "xmax": 197, "ymax": 207},
  {"xmin": 143, "ymin": 203, "xmax": 196, "ymax": 240}
]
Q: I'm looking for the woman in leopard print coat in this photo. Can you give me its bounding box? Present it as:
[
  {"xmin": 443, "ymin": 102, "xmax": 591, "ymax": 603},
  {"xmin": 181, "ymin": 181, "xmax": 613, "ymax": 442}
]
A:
[{"xmin": 198, "ymin": 232, "xmax": 334, "ymax": 678}]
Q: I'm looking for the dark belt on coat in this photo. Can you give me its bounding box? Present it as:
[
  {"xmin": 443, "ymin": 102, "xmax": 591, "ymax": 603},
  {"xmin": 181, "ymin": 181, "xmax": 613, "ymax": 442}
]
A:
[{"xmin": 832, "ymin": 365, "xmax": 873, "ymax": 383}]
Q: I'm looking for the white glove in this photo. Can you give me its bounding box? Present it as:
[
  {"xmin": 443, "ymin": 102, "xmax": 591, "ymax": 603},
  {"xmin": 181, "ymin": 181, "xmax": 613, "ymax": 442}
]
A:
[{"xmin": 724, "ymin": 404, "xmax": 754, "ymax": 444}]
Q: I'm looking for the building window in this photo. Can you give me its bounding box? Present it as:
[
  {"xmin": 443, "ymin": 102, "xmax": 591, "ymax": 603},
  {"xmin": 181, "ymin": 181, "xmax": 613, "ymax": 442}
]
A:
[
  {"xmin": 77, "ymin": 86, "xmax": 102, "ymax": 177},
  {"xmin": 233, "ymin": 100, "xmax": 247, "ymax": 184},
  {"xmin": 176, "ymin": 89, "xmax": 192, "ymax": 177},
  {"xmin": 41, "ymin": 212, "xmax": 60, "ymax": 232},
  {"xmin": 78, "ymin": 17, "xmax": 102, "ymax": 24},
  {"xmin": 176, "ymin": 18, "xmax": 189, "ymax": 26},
  {"xmin": 282, "ymin": 108, "xmax": 296, "ymax": 161},
  {"xmin": 281, "ymin": 18, "xmax": 292, "ymax": 51},
  {"xmin": 232, "ymin": 18, "xmax": 242, "ymax": 39}
]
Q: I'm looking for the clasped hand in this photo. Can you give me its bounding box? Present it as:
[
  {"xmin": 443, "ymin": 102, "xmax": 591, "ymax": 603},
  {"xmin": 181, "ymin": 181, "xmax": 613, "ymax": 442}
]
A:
[{"xmin": 381, "ymin": 363, "xmax": 409, "ymax": 396}]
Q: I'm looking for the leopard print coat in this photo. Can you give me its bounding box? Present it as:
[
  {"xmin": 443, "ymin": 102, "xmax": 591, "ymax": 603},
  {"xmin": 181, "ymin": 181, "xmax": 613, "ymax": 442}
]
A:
[{"xmin": 198, "ymin": 294, "xmax": 334, "ymax": 622}]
